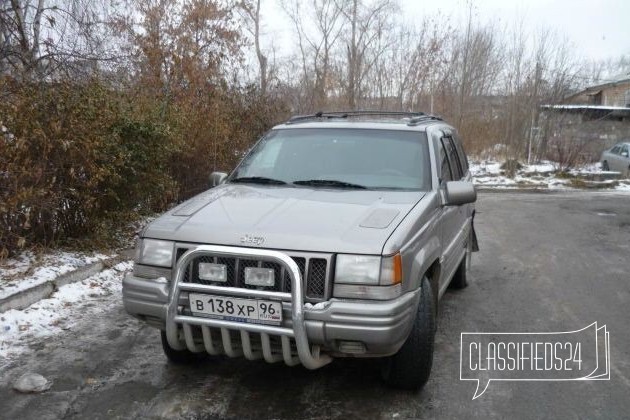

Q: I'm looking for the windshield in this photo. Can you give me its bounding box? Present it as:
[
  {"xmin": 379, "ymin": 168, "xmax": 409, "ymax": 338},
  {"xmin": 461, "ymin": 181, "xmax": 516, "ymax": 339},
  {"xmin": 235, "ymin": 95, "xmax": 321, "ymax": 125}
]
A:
[{"xmin": 230, "ymin": 128, "xmax": 431, "ymax": 190}]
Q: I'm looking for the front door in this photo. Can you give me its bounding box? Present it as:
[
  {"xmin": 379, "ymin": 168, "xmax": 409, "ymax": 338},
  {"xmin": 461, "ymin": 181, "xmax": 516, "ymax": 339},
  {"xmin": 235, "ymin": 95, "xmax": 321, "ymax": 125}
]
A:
[{"xmin": 437, "ymin": 134, "xmax": 468, "ymax": 295}]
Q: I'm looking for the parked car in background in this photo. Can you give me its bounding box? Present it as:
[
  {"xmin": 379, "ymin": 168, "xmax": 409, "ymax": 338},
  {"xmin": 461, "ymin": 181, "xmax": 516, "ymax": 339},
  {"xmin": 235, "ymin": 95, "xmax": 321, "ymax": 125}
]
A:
[
  {"xmin": 601, "ymin": 142, "xmax": 630, "ymax": 176},
  {"xmin": 122, "ymin": 111, "xmax": 478, "ymax": 390}
]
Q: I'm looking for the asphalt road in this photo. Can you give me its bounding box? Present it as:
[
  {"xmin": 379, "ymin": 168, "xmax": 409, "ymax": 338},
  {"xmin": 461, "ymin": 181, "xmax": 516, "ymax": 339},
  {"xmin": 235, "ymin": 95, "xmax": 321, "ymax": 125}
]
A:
[{"xmin": 1, "ymin": 191, "xmax": 630, "ymax": 419}]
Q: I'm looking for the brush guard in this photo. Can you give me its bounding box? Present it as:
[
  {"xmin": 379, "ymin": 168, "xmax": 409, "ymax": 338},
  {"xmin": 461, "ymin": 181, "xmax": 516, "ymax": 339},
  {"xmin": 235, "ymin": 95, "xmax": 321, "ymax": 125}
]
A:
[{"xmin": 165, "ymin": 245, "xmax": 332, "ymax": 369}]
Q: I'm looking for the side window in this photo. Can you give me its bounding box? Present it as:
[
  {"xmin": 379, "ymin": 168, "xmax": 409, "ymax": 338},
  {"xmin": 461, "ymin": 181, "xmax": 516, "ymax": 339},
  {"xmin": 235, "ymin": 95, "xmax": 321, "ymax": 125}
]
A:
[
  {"xmin": 439, "ymin": 139, "xmax": 453, "ymax": 183},
  {"xmin": 453, "ymin": 134, "xmax": 469, "ymax": 174},
  {"xmin": 621, "ymin": 145, "xmax": 629, "ymax": 156},
  {"xmin": 442, "ymin": 137, "xmax": 463, "ymax": 179},
  {"xmin": 611, "ymin": 145, "xmax": 621, "ymax": 154}
]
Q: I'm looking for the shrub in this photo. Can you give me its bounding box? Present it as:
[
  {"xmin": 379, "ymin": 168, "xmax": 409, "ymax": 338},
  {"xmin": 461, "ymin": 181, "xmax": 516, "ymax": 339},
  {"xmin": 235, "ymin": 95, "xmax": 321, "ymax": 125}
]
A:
[
  {"xmin": 0, "ymin": 79, "xmax": 178, "ymax": 257},
  {"xmin": 500, "ymin": 159, "xmax": 523, "ymax": 177},
  {"xmin": 0, "ymin": 77, "xmax": 286, "ymax": 258}
]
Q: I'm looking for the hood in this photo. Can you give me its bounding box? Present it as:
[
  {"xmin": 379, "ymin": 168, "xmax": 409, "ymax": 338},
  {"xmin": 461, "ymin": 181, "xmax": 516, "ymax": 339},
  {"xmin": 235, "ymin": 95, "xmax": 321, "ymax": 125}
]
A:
[{"xmin": 144, "ymin": 184, "xmax": 425, "ymax": 254}]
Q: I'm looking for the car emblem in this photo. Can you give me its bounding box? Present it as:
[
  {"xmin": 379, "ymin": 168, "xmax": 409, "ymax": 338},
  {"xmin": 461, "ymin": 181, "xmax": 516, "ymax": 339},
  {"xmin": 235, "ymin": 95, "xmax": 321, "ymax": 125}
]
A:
[{"xmin": 240, "ymin": 234, "xmax": 265, "ymax": 246}]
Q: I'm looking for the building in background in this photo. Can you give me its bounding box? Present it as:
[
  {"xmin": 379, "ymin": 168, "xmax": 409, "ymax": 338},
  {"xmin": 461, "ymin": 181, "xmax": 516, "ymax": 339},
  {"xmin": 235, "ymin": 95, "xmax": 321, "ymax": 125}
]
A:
[
  {"xmin": 538, "ymin": 73, "xmax": 630, "ymax": 166},
  {"xmin": 564, "ymin": 73, "xmax": 630, "ymax": 108}
]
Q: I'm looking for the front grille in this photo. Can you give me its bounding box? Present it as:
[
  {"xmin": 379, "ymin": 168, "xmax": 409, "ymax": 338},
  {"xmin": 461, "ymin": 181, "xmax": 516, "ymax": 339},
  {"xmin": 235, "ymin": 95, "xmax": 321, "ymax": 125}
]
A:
[
  {"xmin": 307, "ymin": 259, "xmax": 327, "ymax": 297},
  {"xmin": 175, "ymin": 247, "xmax": 189, "ymax": 262},
  {"xmin": 283, "ymin": 257, "xmax": 305, "ymax": 293},
  {"xmin": 177, "ymin": 248, "xmax": 330, "ymax": 300}
]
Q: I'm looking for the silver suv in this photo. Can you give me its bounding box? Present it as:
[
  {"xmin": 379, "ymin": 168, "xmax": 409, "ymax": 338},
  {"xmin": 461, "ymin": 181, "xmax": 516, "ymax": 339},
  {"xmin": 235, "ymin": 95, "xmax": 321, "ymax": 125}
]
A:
[{"xmin": 123, "ymin": 111, "xmax": 478, "ymax": 390}]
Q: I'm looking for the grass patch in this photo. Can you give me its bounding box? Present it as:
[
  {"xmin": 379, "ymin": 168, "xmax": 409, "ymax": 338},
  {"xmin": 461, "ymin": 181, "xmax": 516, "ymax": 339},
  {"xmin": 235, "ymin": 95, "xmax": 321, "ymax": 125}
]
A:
[
  {"xmin": 555, "ymin": 171, "xmax": 574, "ymax": 179},
  {"xmin": 569, "ymin": 179, "xmax": 618, "ymax": 189}
]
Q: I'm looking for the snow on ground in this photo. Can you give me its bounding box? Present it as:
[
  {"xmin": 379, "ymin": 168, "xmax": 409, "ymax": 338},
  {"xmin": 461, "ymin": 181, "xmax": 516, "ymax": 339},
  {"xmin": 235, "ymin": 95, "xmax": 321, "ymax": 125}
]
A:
[
  {"xmin": 0, "ymin": 261, "xmax": 132, "ymax": 361},
  {"xmin": 470, "ymin": 160, "xmax": 565, "ymax": 189},
  {"xmin": 470, "ymin": 160, "xmax": 630, "ymax": 191},
  {"xmin": 615, "ymin": 182, "xmax": 630, "ymax": 192},
  {"xmin": 0, "ymin": 251, "xmax": 113, "ymax": 301}
]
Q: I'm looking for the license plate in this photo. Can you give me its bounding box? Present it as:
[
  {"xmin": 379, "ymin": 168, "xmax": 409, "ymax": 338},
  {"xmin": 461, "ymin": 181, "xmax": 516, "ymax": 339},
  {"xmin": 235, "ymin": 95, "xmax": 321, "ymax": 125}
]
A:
[{"xmin": 188, "ymin": 293, "xmax": 283, "ymax": 325}]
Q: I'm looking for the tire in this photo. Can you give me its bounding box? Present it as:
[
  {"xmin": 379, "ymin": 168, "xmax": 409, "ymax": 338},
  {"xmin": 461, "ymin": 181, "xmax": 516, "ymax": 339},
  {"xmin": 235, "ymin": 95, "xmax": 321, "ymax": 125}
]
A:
[
  {"xmin": 450, "ymin": 226, "xmax": 471, "ymax": 289},
  {"xmin": 381, "ymin": 277, "xmax": 435, "ymax": 390},
  {"xmin": 602, "ymin": 161, "xmax": 609, "ymax": 171},
  {"xmin": 449, "ymin": 255, "xmax": 468, "ymax": 289},
  {"xmin": 160, "ymin": 331, "xmax": 208, "ymax": 364}
]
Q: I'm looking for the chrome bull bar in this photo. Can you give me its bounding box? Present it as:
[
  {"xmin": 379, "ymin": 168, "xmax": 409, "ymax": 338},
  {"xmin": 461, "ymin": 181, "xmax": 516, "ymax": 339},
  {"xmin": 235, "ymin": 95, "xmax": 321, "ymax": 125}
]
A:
[{"xmin": 165, "ymin": 245, "xmax": 332, "ymax": 369}]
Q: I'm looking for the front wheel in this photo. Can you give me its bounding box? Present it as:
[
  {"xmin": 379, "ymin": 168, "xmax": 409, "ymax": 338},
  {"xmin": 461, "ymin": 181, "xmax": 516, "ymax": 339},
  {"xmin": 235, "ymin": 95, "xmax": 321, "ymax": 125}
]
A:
[{"xmin": 381, "ymin": 277, "xmax": 435, "ymax": 390}]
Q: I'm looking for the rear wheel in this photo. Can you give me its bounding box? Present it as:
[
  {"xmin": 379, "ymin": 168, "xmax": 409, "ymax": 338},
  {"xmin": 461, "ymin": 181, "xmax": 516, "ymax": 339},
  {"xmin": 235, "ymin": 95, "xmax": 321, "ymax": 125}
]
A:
[
  {"xmin": 450, "ymin": 227, "xmax": 471, "ymax": 289},
  {"xmin": 381, "ymin": 277, "xmax": 435, "ymax": 390},
  {"xmin": 160, "ymin": 331, "xmax": 208, "ymax": 364},
  {"xmin": 449, "ymin": 255, "xmax": 468, "ymax": 289},
  {"xmin": 602, "ymin": 161, "xmax": 609, "ymax": 171}
]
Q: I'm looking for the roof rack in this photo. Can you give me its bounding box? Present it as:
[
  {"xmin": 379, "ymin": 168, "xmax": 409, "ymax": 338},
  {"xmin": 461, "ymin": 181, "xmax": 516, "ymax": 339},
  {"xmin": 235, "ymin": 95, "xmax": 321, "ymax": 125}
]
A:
[
  {"xmin": 286, "ymin": 110, "xmax": 426, "ymax": 123},
  {"xmin": 286, "ymin": 110, "xmax": 442, "ymax": 126},
  {"xmin": 407, "ymin": 114, "xmax": 443, "ymax": 126}
]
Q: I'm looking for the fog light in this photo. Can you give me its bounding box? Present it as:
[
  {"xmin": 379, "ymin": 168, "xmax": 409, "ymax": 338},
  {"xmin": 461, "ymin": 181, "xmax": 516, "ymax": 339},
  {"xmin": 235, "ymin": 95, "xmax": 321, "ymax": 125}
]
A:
[
  {"xmin": 199, "ymin": 263, "xmax": 227, "ymax": 282},
  {"xmin": 244, "ymin": 267, "xmax": 275, "ymax": 287},
  {"xmin": 338, "ymin": 341, "xmax": 367, "ymax": 354}
]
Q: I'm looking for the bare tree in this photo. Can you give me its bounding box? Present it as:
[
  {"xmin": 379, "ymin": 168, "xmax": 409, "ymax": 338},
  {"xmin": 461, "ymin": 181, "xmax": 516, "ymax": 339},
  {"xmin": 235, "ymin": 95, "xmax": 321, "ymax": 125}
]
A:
[
  {"xmin": 1, "ymin": 0, "xmax": 48, "ymax": 78},
  {"xmin": 365, "ymin": 17, "xmax": 451, "ymax": 112},
  {"xmin": 340, "ymin": 0, "xmax": 396, "ymax": 109},
  {"xmin": 532, "ymin": 31, "xmax": 582, "ymax": 162},
  {"xmin": 281, "ymin": 0, "xmax": 344, "ymax": 111},
  {"xmin": 0, "ymin": 0, "xmax": 118, "ymax": 80},
  {"xmin": 240, "ymin": 0, "xmax": 268, "ymax": 96}
]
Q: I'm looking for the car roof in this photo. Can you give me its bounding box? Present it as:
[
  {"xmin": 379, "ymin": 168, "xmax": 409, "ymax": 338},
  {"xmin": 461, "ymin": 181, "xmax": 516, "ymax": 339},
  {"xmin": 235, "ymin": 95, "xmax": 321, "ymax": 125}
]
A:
[{"xmin": 272, "ymin": 111, "xmax": 450, "ymax": 132}]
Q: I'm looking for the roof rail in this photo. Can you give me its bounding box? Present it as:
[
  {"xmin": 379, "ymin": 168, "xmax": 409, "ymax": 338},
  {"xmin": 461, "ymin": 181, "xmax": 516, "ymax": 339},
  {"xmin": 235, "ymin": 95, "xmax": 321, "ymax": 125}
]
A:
[
  {"xmin": 286, "ymin": 110, "xmax": 427, "ymax": 124},
  {"xmin": 406, "ymin": 114, "xmax": 443, "ymax": 126}
]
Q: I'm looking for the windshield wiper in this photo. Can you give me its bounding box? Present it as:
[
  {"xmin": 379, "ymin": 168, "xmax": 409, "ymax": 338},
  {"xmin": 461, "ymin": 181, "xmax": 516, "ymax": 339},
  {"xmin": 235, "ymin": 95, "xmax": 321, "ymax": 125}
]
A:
[
  {"xmin": 293, "ymin": 179, "xmax": 367, "ymax": 189},
  {"xmin": 231, "ymin": 176, "xmax": 287, "ymax": 185}
]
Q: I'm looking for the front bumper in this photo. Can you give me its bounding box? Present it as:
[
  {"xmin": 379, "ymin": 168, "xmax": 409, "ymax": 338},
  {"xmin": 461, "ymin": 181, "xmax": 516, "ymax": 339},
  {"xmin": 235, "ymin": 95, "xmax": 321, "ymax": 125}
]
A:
[{"xmin": 122, "ymin": 246, "xmax": 420, "ymax": 366}]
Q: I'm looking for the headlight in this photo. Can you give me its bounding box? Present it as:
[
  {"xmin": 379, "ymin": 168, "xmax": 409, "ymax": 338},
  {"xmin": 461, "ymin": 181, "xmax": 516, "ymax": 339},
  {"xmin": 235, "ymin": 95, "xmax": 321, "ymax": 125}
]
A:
[
  {"xmin": 334, "ymin": 255, "xmax": 381, "ymax": 285},
  {"xmin": 334, "ymin": 253, "xmax": 402, "ymax": 286},
  {"xmin": 137, "ymin": 238, "xmax": 174, "ymax": 267}
]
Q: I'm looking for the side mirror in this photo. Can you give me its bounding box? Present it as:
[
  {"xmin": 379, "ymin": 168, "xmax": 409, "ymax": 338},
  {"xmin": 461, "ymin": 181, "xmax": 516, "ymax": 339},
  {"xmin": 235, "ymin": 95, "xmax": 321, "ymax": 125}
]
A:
[
  {"xmin": 444, "ymin": 181, "xmax": 476, "ymax": 206},
  {"xmin": 622, "ymin": 151, "xmax": 629, "ymax": 158},
  {"xmin": 209, "ymin": 171, "xmax": 228, "ymax": 187}
]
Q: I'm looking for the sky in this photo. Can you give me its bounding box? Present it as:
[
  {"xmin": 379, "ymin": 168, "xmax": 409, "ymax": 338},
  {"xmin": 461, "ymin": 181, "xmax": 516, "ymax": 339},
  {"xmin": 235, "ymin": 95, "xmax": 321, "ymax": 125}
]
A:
[
  {"xmin": 263, "ymin": 0, "xmax": 630, "ymax": 62},
  {"xmin": 405, "ymin": 0, "xmax": 629, "ymax": 61}
]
